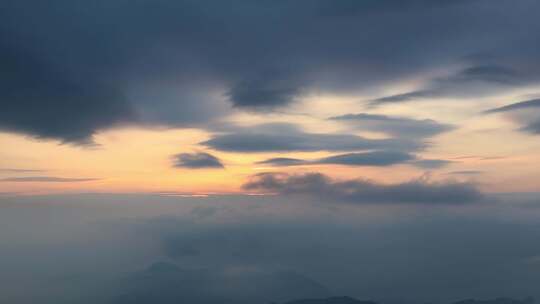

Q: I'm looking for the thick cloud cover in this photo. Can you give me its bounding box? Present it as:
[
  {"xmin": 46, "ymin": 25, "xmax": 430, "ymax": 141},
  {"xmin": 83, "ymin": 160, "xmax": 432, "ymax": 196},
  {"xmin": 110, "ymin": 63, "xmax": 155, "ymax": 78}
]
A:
[
  {"xmin": 484, "ymin": 99, "xmax": 540, "ymax": 134},
  {"xmin": 202, "ymin": 123, "xmax": 423, "ymax": 153},
  {"xmin": 172, "ymin": 152, "xmax": 224, "ymax": 169},
  {"xmin": 2, "ymin": 0, "xmax": 540, "ymax": 142},
  {"xmin": 243, "ymin": 172, "xmax": 483, "ymax": 205}
]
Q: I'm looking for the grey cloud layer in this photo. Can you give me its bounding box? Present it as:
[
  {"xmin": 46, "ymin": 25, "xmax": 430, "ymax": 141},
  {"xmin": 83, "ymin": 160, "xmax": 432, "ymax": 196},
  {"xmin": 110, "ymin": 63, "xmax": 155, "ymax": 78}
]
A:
[
  {"xmin": 370, "ymin": 65, "xmax": 532, "ymax": 105},
  {"xmin": 330, "ymin": 113, "xmax": 454, "ymax": 138},
  {"xmin": 202, "ymin": 123, "xmax": 423, "ymax": 153},
  {"xmin": 484, "ymin": 99, "xmax": 540, "ymax": 134},
  {"xmin": 2, "ymin": 0, "xmax": 540, "ymax": 142},
  {"xmin": 258, "ymin": 151, "xmax": 450, "ymax": 169},
  {"xmin": 243, "ymin": 172, "xmax": 482, "ymax": 204},
  {"xmin": 172, "ymin": 152, "xmax": 224, "ymax": 169}
]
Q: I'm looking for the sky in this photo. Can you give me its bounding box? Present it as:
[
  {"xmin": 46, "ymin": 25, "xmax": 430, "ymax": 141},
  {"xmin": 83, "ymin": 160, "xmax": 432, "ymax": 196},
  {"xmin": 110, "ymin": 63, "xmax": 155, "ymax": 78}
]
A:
[
  {"xmin": 2, "ymin": 0, "xmax": 540, "ymax": 195},
  {"xmin": 1, "ymin": 0, "xmax": 540, "ymax": 303}
]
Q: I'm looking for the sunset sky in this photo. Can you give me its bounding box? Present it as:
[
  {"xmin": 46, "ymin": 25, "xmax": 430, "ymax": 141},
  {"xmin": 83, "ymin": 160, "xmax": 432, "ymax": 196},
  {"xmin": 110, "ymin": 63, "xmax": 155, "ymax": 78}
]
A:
[
  {"xmin": 2, "ymin": 0, "xmax": 540, "ymax": 196},
  {"xmin": 3, "ymin": 1, "xmax": 540, "ymax": 303}
]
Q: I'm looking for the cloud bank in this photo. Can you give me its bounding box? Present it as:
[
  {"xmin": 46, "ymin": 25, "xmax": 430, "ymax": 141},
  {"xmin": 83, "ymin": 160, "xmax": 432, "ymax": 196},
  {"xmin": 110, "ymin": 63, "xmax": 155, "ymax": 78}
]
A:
[
  {"xmin": 243, "ymin": 172, "xmax": 483, "ymax": 205},
  {"xmin": 3, "ymin": 0, "xmax": 540, "ymax": 142}
]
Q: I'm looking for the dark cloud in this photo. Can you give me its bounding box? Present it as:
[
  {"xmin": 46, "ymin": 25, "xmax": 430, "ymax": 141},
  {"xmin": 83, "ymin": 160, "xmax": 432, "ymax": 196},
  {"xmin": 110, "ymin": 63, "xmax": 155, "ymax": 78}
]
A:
[
  {"xmin": 370, "ymin": 65, "xmax": 530, "ymax": 105},
  {"xmin": 2, "ymin": 0, "xmax": 540, "ymax": 141},
  {"xmin": 257, "ymin": 157, "xmax": 307, "ymax": 166},
  {"xmin": 202, "ymin": 123, "xmax": 423, "ymax": 153},
  {"xmin": 318, "ymin": 153, "xmax": 444, "ymax": 168},
  {"xmin": 243, "ymin": 172, "xmax": 483, "ymax": 205},
  {"xmin": 172, "ymin": 152, "xmax": 224, "ymax": 169},
  {"xmin": 330, "ymin": 113, "xmax": 454, "ymax": 138},
  {"xmin": 0, "ymin": 39, "xmax": 135, "ymax": 144},
  {"xmin": 484, "ymin": 99, "xmax": 540, "ymax": 114},
  {"xmin": 258, "ymin": 151, "xmax": 451, "ymax": 169},
  {"xmin": 227, "ymin": 71, "xmax": 303, "ymax": 109},
  {"xmin": 370, "ymin": 90, "xmax": 439, "ymax": 104},
  {"xmin": 484, "ymin": 99, "xmax": 540, "ymax": 134},
  {"xmin": 259, "ymin": 151, "xmax": 407, "ymax": 167},
  {"xmin": 0, "ymin": 176, "xmax": 99, "ymax": 182}
]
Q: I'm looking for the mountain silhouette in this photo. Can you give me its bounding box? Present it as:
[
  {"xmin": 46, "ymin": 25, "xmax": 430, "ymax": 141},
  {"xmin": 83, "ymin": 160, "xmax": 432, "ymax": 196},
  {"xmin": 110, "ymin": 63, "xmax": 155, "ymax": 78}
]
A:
[
  {"xmin": 283, "ymin": 297, "xmax": 535, "ymax": 304},
  {"xmin": 113, "ymin": 261, "xmax": 329, "ymax": 304},
  {"xmin": 284, "ymin": 296, "xmax": 378, "ymax": 304},
  {"xmin": 452, "ymin": 298, "xmax": 535, "ymax": 304}
]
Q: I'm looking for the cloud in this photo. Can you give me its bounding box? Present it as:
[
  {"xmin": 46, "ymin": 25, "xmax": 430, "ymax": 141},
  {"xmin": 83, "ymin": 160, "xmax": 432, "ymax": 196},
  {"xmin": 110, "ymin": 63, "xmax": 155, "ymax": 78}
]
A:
[
  {"xmin": 330, "ymin": 113, "xmax": 454, "ymax": 138},
  {"xmin": 227, "ymin": 71, "xmax": 303, "ymax": 109},
  {"xmin": 370, "ymin": 90, "xmax": 439, "ymax": 104},
  {"xmin": 370, "ymin": 65, "xmax": 531, "ymax": 105},
  {"xmin": 172, "ymin": 152, "xmax": 224, "ymax": 169},
  {"xmin": 301, "ymin": 151, "xmax": 415, "ymax": 166},
  {"xmin": 257, "ymin": 157, "xmax": 308, "ymax": 166},
  {"xmin": 0, "ymin": 168, "xmax": 44, "ymax": 173},
  {"xmin": 0, "ymin": 176, "xmax": 99, "ymax": 182},
  {"xmin": 484, "ymin": 99, "xmax": 540, "ymax": 134},
  {"xmin": 202, "ymin": 123, "xmax": 424, "ymax": 153},
  {"xmin": 0, "ymin": 35, "xmax": 137, "ymax": 144},
  {"xmin": 2, "ymin": 0, "xmax": 540, "ymax": 141},
  {"xmin": 258, "ymin": 151, "xmax": 451, "ymax": 169},
  {"xmin": 484, "ymin": 99, "xmax": 540, "ymax": 114},
  {"xmin": 243, "ymin": 172, "xmax": 483, "ymax": 205}
]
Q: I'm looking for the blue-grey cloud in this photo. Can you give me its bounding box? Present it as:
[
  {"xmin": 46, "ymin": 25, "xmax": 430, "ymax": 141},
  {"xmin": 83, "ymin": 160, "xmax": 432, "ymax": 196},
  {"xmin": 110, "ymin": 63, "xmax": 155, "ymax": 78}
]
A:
[
  {"xmin": 3, "ymin": 0, "xmax": 540, "ymax": 142},
  {"xmin": 484, "ymin": 99, "xmax": 540, "ymax": 134},
  {"xmin": 172, "ymin": 152, "xmax": 224, "ymax": 169},
  {"xmin": 0, "ymin": 176, "xmax": 99, "ymax": 182},
  {"xmin": 202, "ymin": 123, "xmax": 424, "ymax": 153},
  {"xmin": 484, "ymin": 99, "xmax": 540, "ymax": 114},
  {"xmin": 243, "ymin": 172, "xmax": 483, "ymax": 205},
  {"xmin": 257, "ymin": 157, "xmax": 307, "ymax": 166},
  {"xmin": 227, "ymin": 71, "xmax": 303, "ymax": 109},
  {"xmin": 258, "ymin": 151, "xmax": 451, "ymax": 169},
  {"xmin": 370, "ymin": 65, "xmax": 530, "ymax": 105},
  {"xmin": 330, "ymin": 113, "xmax": 454, "ymax": 138}
]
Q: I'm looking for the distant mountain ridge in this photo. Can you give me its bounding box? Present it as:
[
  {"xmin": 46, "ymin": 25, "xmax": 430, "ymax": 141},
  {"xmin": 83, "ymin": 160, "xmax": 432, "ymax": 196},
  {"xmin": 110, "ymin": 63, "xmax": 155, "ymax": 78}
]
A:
[
  {"xmin": 284, "ymin": 296, "xmax": 377, "ymax": 304},
  {"xmin": 114, "ymin": 262, "xmax": 535, "ymax": 304},
  {"xmin": 283, "ymin": 297, "xmax": 535, "ymax": 304},
  {"xmin": 453, "ymin": 298, "xmax": 535, "ymax": 304}
]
